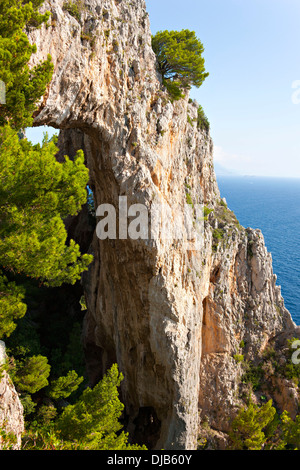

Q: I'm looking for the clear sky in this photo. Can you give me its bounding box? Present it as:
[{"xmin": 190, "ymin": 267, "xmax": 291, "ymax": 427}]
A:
[
  {"xmin": 27, "ymin": 0, "xmax": 300, "ymax": 178},
  {"xmin": 146, "ymin": 0, "xmax": 300, "ymax": 177}
]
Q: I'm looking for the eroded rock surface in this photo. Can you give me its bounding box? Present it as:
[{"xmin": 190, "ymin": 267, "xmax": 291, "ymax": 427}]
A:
[{"xmin": 25, "ymin": 0, "xmax": 299, "ymax": 450}]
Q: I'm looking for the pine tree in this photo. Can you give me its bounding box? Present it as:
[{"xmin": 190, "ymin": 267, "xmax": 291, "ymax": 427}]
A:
[
  {"xmin": 152, "ymin": 29, "xmax": 209, "ymax": 100},
  {"xmin": 13, "ymin": 354, "xmax": 51, "ymax": 394},
  {"xmin": 0, "ymin": 0, "xmax": 93, "ymax": 340},
  {"xmin": 0, "ymin": 128, "xmax": 93, "ymax": 339},
  {"xmin": 0, "ymin": 0, "xmax": 53, "ymax": 129},
  {"xmin": 0, "ymin": 128, "xmax": 92, "ymax": 286}
]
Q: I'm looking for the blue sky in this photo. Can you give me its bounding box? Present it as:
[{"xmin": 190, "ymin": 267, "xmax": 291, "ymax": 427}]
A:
[
  {"xmin": 28, "ymin": 0, "xmax": 300, "ymax": 177},
  {"xmin": 146, "ymin": 0, "xmax": 300, "ymax": 177}
]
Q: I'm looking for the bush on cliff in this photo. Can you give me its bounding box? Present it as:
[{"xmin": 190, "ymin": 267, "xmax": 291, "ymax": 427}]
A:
[{"xmin": 0, "ymin": 1, "xmax": 145, "ymax": 452}]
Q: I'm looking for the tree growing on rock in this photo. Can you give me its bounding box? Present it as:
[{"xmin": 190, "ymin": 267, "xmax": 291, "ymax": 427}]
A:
[{"xmin": 152, "ymin": 29, "xmax": 209, "ymax": 100}]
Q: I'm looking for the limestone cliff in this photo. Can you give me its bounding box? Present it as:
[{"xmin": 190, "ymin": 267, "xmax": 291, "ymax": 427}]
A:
[{"xmin": 18, "ymin": 0, "xmax": 300, "ymax": 450}]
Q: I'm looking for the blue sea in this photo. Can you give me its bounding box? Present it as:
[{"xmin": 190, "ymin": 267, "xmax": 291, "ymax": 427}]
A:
[{"xmin": 216, "ymin": 176, "xmax": 300, "ymax": 325}]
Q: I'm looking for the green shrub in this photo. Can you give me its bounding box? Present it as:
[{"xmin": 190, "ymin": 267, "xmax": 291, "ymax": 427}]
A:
[
  {"xmin": 13, "ymin": 355, "xmax": 51, "ymax": 394},
  {"xmin": 241, "ymin": 362, "xmax": 264, "ymax": 391},
  {"xmin": 204, "ymin": 206, "xmax": 213, "ymax": 218},
  {"xmin": 47, "ymin": 370, "xmax": 84, "ymax": 400},
  {"xmin": 229, "ymin": 399, "xmax": 276, "ymax": 450},
  {"xmin": 22, "ymin": 365, "xmax": 147, "ymax": 450},
  {"xmin": 186, "ymin": 193, "xmax": 194, "ymax": 208},
  {"xmin": 234, "ymin": 354, "xmax": 244, "ymax": 363}
]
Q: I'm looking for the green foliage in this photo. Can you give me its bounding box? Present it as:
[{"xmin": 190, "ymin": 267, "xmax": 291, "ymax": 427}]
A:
[
  {"xmin": 0, "ymin": 0, "xmax": 99, "ymax": 449},
  {"xmin": 278, "ymin": 338, "xmax": 300, "ymax": 383},
  {"xmin": 241, "ymin": 362, "xmax": 264, "ymax": 391},
  {"xmin": 233, "ymin": 354, "xmax": 244, "ymax": 363},
  {"xmin": 6, "ymin": 305, "xmax": 86, "ymax": 416},
  {"xmin": 5, "ymin": 311, "xmax": 42, "ymax": 358},
  {"xmin": 0, "ymin": 0, "xmax": 92, "ymax": 344},
  {"xmin": 280, "ymin": 411, "xmax": 300, "ymax": 449},
  {"xmin": 213, "ymin": 228, "xmax": 224, "ymax": 241},
  {"xmin": 163, "ymin": 79, "xmax": 185, "ymax": 101},
  {"xmin": 36, "ymin": 404, "xmax": 57, "ymax": 425},
  {"xmin": 0, "ymin": 425, "xmax": 17, "ymax": 449},
  {"xmin": 20, "ymin": 394, "xmax": 37, "ymax": 416},
  {"xmin": 186, "ymin": 193, "xmax": 194, "ymax": 207},
  {"xmin": 0, "ymin": 126, "xmax": 93, "ymax": 296},
  {"xmin": 87, "ymin": 186, "xmax": 95, "ymax": 217},
  {"xmin": 197, "ymin": 105, "xmax": 210, "ymax": 132},
  {"xmin": 47, "ymin": 370, "xmax": 84, "ymax": 400},
  {"xmin": 232, "ymin": 339, "xmax": 300, "ymax": 449},
  {"xmin": 0, "ymin": 0, "xmax": 53, "ymax": 129},
  {"xmin": 13, "ymin": 355, "xmax": 51, "ymax": 394},
  {"xmin": 152, "ymin": 29, "xmax": 209, "ymax": 100},
  {"xmin": 210, "ymin": 201, "xmax": 241, "ymax": 252},
  {"xmin": 0, "ymin": 275, "xmax": 27, "ymax": 338},
  {"xmin": 22, "ymin": 365, "xmax": 147, "ymax": 450},
  {"xmin": 229, "ymin": 399, "xmax": 276, "ymax": 450},
  {"xmin": 55, "ymin": 364, "xmax": 124, "ymax": 446},
  {"xmin": 203, "ymin": 206, "xmax": 213, "ymax": 219},
  {"xmin": 229, "ymin": 399, "xmax": 300, "ymax": 450},
  {"xmin": 63, "ymin": 1, "xmax": 81, "ymax": 22}
]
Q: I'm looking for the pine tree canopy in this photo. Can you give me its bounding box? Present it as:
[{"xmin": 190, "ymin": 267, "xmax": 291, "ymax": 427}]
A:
[
  {"xmin": 0, "ymin": 0, "xmax": 53, "ymax": 129},
  {"xmin": 54, "ymin": 364, "xmax": 146, "ymax": 450},
  {"xmin": 152, "ymin": 29, "xmax": 209, "ymax": 99}
]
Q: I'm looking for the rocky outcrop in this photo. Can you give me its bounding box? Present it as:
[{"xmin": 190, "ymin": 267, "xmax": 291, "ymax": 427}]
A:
[
  {"xmin": 0, "ymin": 342, "xmax": 24, "ymax": 449},
  {"xmin": 25, "ymin": 0, "xmax": 300, "ymax": 450}
]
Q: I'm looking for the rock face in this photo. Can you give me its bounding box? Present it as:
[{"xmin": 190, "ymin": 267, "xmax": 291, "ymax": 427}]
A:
[{"xmin": 26, "ymin": 0, "xmax": 299, "ymax": 450}]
